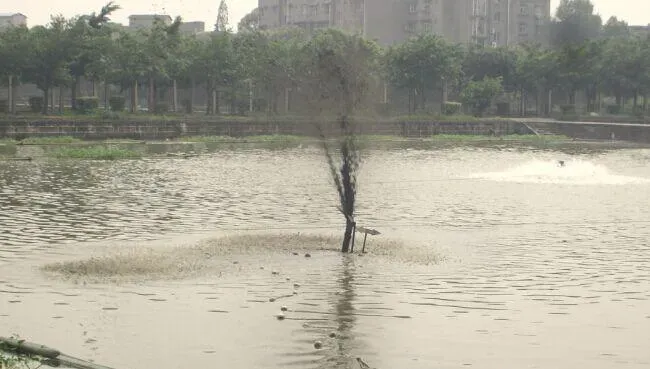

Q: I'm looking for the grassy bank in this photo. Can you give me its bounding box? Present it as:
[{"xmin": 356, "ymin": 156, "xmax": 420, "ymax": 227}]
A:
[{"xmin": 52, "ymin": 146, "xmax": 141, "ymax": 160}]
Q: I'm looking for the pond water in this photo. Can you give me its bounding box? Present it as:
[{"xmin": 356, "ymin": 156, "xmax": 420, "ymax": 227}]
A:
[{"xmin": 1, "ymin": 144, "xmax": 650, "ymax": 369}]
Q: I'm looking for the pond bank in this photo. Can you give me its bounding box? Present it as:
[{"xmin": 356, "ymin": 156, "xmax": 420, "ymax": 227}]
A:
[
  {"xmin": 3, "ymin": 134, "xmax": 636, "ymax": 160},
  {"xmin": 0, "ymin": 117, "xmax": 529, "ymax": 141}
]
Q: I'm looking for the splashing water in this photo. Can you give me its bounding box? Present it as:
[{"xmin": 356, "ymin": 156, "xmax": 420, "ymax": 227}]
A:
[{"xmin": 471, "ymin": 159, "xmax": 650, "ymax": 185}]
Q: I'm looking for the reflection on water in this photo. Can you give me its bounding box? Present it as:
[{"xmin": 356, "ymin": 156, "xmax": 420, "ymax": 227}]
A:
[{"xmin": 1, "ymin": 146, "xmax": 650, "ymax": 368}]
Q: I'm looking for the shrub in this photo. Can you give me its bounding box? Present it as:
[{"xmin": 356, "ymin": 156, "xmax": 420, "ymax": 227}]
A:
[
  {"xmin": 459, "ymin": 77, "xmax": 503, "ymax": 116},
  {"xmin": 155, "ymin": 102, "xmax": 169, "ymax": 114},
  {"xmin": 496, "ymin": 102, "xmax": 510, "ymax": 116},
  {"xmin": 100, "ymin": 110, "xmax": 121, "ymax": 120},
  {"xmin": 560, "ymin": 104, "xmax": 576, "ymax": 115},
  {"xmin": 109, "ymin": 96, "xmax": 126, "ymax": 111},
  {"xmin": 181, "ymin": 99, "xmax": 192, "ymax": 113},
  {"xmin": 442, "ymin": 101, "xmax": 462, "ymax": 115},
  {"xmin": 76, "ymin": 97, "xmax": 99, "ymax": 113},
  {"xmin": 0, "ymin": 99, "xmax": 7, "ymax": 113},
  {"xmin": 29, "ymin": 96, "xmax": 44, "ymax": 113},
  {"xmin": 605, "ymin": 104, "xmax": 621, "ymax": 115}
]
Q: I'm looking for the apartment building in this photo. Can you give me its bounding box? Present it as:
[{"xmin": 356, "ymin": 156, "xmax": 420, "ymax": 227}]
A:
[
  {"xmin": 128, "ymin": 14, "xmax": 173, "ymax": 29},
  {"xmin": 258, "ymin": 0, "xmax": 550, "ymax": 46},
  {"xmin": 0, "ymin": 13, "xmax": 27, "ymax": 28},
  {"xmin": 178, "ymin": 21, "xmax": 206, "ymax": 34}
]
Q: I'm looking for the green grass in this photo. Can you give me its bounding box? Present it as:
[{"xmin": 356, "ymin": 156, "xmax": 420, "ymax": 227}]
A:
[
  {"xmin": 19, "ymin": 136, "xmax": 82, "ymax": 144},
  {"xmin": 52, "ymin": 146, "xmax": 141, "ymax": 160},
  {"xmin": 430, "ymin": 134, "xmax": 569, "ymax": 141},
  {"xmin": 178, "ymin": 134, "xmax": 308, "ymax": 143}
]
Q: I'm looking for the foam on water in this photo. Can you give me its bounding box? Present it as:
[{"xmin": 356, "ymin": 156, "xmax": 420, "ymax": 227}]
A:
[{"xmin": 471, "ymin": 159, "xmax": 650, "ymax": 185}]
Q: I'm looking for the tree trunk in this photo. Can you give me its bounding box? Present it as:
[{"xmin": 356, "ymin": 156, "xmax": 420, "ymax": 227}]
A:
[
  {"xmin": 71, "ymin": 77, "xmax": 79, "ymax": 110},
  {"xmin": 212, "ymin": 89, "xmax": 218, "ymax": 115},
  {"xmin": 50, "ymin": 88, "xmax": 55, "ymax": 113},
  {"xmin": 42, "ymin": 87, "xmax": 49, "ymax": 115},
  {"xmin": 58, "ymin": 86, "xmax": 64, "ymax": 113},
  {"xmin": 172, "ymin": 79, "xmax": 178, "ymax": 113},
  {"xmin": 104, "ymin": 82, "xmax": 109, "ymax": 110},
  {"xmin": 148, "ymin": 77, "xmax": 155, "ymax": 113},
  {"xmin": 10, "ymin": 77, "xmax": 17, "ymax": 114},
  {"xmin": 633, "ymin": 90, "xmax": 638, "ymax": 111},
  {"xmin": 206, "ymin": 80, "xmax": 212, "ymax": 115},
  {"xmin": 249, "ymin": 80, "xmax": 254, "ymax": 112},
  {"xmin": 231, "ymin": 86, "xmax": 237, "ymax": 115},
  {"xmin": 189, "ymin": 77, "xmax": 195, "ymax": 114},
  {"xmin": 643, "ymin": 95, "xmax": 648, "ymax": 114},
  {"xmin": 131, "ymin": 80, "xmax": 139, "ymax": 113},
  {"xmin": 341, "ymin": 218, "xmax": 354, "ymax": 253}
]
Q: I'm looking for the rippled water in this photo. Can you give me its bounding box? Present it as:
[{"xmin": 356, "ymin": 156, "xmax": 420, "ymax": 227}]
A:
[{"xmin": 2, "ymin": 145, "xmax": 650, "ymax": 369}]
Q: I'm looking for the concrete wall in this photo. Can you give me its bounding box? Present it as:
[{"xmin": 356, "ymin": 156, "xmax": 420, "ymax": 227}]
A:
[{"xmin": 0, "ymin": 118, "xmax": 527, "ymax": 140}]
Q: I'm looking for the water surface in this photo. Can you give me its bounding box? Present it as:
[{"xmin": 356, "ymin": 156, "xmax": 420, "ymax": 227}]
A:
[{"xmin": 1, "ymin": 145, "xmax": 649, "ymax": 369}]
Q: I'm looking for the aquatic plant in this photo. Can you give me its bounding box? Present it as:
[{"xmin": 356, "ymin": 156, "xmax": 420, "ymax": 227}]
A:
[{"xmin": 40, "ymin": 234, "xmax": 442, "ymax": 284}]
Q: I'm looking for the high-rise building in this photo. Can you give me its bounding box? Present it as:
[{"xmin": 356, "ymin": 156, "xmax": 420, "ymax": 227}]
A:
[{"xmin": 258, "ymin": 0, "xmax": 550, "ymax": 46}]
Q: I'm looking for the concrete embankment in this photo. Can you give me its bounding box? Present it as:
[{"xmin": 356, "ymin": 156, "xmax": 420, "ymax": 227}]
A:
[{"xmin": 0, "ymin": 117, "xmax": 530, "ymax": 140}]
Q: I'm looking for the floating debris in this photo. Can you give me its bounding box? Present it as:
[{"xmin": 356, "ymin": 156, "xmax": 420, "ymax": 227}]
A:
[
  {"xmin": 280, "ymin": 306, "xmax": 288, "ymax": 312},
  {"xmin": 329, "ymin": 332, "xmax": 337, "ymax": 338},
  {"xmin": 304, "ymin": 253, "xmax": 311, "ymax": 258},
  {"xmin": 313, "ymin": 340, "xmax": 323, "ymax": 349},
  {"xmin": 276, "ymin": 313, "xmax": 285, "ymax": 321}
]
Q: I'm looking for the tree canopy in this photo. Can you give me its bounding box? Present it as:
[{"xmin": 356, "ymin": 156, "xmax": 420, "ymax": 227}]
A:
[{"xmin": 1, "ymin": 0, "xmax": 649, "ymax": 116}]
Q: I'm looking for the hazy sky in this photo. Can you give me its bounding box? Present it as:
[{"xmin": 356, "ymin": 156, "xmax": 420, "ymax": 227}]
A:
[{"xmin": 2, "ymin": 0, "xmax": 649, "ymax": 29}]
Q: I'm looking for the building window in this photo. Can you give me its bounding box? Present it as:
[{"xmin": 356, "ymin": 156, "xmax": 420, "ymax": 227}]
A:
[
  {"xmin": 409, "ymin": 3, "xmax": 417, "ymax": 13},
  {"xmin": 405, "ymin": 22, "xmax": 417, "ymax": 33},
  {"xmin": 520, "ymin": 5, "xmax": 529, "ymax": 16},
  {"xmin": 494, "ymin": 12, "xmax": 500, "ymax": 22},
  {"xmin": 518, "ymin": 22, "xmax": 528, "ymax": 34},
  {"xmin": 422, "ymin": 21, "xmax": 432, "ymax": 33}
]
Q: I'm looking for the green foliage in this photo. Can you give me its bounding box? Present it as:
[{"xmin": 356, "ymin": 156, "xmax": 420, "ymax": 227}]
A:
[
  {"xmin": 1, "ymin": 0, "xmax": 650, "ymax": 120},
  {"xmin": 109, "ymin": 96, "xmax": 126, "ymax": 111},
  {"xmin": 442, "ymin": 102, "xmax": 462, "ymax": 115},
  {"xmin": 385, "ymin": 34, "xmax": 462, "ymax": 111},
  {"xmin": 76, "ymin": 96, "xmax": 99, "ymax": 113},
  {"xmin": 29, "ymin": 97, "xmax": 44, "ymax": 113},
  {"xmin": 460, "ymin": 77, "xmax": 503, "ymax": 116},
  {"xmin": 553, "ymin": 0, "xmax": 602, "ymax": 46}
]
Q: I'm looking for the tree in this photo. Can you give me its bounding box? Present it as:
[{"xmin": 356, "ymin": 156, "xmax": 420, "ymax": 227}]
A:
[
  {"xmin": 238, "ymin": 8, "xmax": 259, "ymax": 33},
  {"xmin": 460, "ymin": 76, "xmax": 503, "ymax": 116},
  {"xmin": 385, "ymin": 35, "xmax": 461, "ymax": 112},
  {"xmin": 552, "ymin": 0, "xmax": 602, "ymax": 46},
  {"xmin": 68, "ymin": 2, "xmax": 121, "ymax": 109},
  {"xmin": 141, "ymin": 16, "xmax": 183, "ymax": 112},
  {"xmin": 602, "ymin": 16, "xmax": 631, "ymax": 39},
  {"xmin": 106, "ymin": 30, "xmax": 147, "ymax": 112},
  {"xmin": 215, "ymin": 0, "xmax": 230, "ymax": 32},
  {"xmin": 515, "ymin": 43, "xmax": 559, "ymax": 115},
  {"xmin": 303, "ymin": 29, "xmax": 380, "ymax": 253},
  {"xmin": 0, "ymin": 25, "xmax": 30, "ymax": 113},
  {"xmin": 23, "ymin": 16, "xmax": 77, "ymax": 114}
]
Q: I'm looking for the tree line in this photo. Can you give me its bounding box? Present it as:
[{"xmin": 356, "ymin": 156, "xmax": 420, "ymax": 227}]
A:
[{"xmin": 0, "ymin": 0, "xmax": 649, "ymax": 117}]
